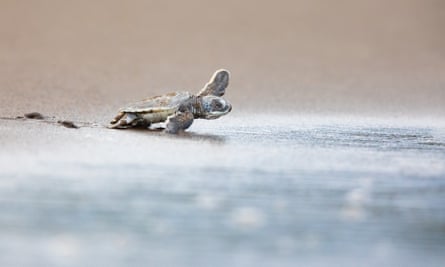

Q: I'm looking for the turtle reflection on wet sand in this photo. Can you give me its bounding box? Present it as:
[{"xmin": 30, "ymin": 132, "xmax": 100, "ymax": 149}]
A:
[{"xmin": 109, "ymin": 69, "xmax": 232, "ymax": 134}]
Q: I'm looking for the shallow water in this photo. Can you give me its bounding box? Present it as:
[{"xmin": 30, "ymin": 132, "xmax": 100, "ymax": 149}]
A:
[{"xmin": 0, "ymin": 115, "xmax": 444, "ymax": 267}]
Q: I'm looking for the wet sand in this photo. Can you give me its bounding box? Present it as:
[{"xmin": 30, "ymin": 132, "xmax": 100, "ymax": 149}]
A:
[
  {"xmin": 1, "ymin": 115, "xmax": 445, "ymax": 267},
  {"xmin": 1, "ymin": 0, "xmax": 445, "ymax": 266}
]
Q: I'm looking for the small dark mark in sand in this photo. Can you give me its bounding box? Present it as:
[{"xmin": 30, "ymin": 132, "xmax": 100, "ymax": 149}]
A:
[
  {"xmin": 58, "ymin": 120, "xmax": 79, "ymax": 129},
  {"xmin": 1, "ymin": 113, "xmax": 103, "ymax": 129},
  {"xmin": 24, "ymin": 112, "xmax": 44, "ymax": 120}
]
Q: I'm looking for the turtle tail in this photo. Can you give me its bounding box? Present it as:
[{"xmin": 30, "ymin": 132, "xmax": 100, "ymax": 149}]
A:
[{"xmin": 108, "ymin": 112, "xmax": 138, "ymax": 129}]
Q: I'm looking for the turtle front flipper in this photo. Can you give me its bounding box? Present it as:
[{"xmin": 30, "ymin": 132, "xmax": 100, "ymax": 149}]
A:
[
  {"xmin": 108, "ymin": 112, "xmax": 149, "ymax": 129},
  {"xmin": 197, "ymin": 69, "xmax": 229, "ymax": 97},
  {"xmin": 165, "ymin": 106, "xmax": 194, "ymax": 134}
]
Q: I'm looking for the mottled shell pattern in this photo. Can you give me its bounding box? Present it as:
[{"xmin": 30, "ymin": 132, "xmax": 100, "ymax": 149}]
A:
[{"xmin": 120, "ymin": 91, "xmax": 193, "ymax": 113}]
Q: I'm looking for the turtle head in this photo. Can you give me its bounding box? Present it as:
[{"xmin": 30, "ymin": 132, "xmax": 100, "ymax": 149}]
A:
[{"xmin": 199, "ymin": 96, "xmax": 232, "ymax": 119}]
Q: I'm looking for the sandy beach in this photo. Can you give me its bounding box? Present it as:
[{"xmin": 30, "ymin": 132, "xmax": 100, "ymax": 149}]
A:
[
  {"xmin": 1, "ymin": 1, "xmax": 445, "ymax": 266},
  {"xmin": 1, "ymin": 0, "xmax": 445, "ymax": 120}
]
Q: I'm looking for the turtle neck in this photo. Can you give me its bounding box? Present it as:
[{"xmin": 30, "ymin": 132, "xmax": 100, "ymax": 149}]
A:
[{"xmin": 191, "ymin": 95, "xmax": 204, "ymax": 118}]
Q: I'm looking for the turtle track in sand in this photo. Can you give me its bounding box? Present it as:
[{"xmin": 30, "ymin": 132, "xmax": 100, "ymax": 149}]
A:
[
  {"xmin": 0, "ymin": 112, "xmax": 102, "ymax": 129},
  {"xmin": 0, "ymin": 111, "xmax": 227, "ymax": 142}
]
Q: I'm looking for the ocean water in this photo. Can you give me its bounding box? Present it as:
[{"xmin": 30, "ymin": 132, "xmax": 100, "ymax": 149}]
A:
[{"xmin": 0, "ymin": 115, "xmax": 444, "ymax": 267}]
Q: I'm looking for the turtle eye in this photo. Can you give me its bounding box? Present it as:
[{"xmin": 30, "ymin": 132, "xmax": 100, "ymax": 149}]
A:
[{"xmin": 214, "ymin": 101, "xmax": 223, "ymax": 109}]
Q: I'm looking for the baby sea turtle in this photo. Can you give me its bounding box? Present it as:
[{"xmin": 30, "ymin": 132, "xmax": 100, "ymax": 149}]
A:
[{"xmin": 109, "ymin": 69, "xmax": 232, "ymax": 133}]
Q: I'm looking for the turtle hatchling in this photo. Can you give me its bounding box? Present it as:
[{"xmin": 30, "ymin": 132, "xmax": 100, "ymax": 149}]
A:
[{"xmin": 109, "ymin": 69, "xmax": 232, "ymax": 133}]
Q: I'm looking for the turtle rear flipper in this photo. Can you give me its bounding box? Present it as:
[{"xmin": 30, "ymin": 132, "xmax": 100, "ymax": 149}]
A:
[{"xmin": 108, "ymin": 112, "xmax": 146, "ymax": 129}]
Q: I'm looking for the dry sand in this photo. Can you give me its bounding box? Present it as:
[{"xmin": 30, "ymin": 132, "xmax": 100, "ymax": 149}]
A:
[{"xmin": 0, "ymin": 0, "xmax": 444, "ymax": 121}]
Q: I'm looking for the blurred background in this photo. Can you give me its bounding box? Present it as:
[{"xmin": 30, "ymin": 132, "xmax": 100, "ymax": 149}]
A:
[
  {"xmin": 1, "ymin": 1, "xmax": 445, "ymax": 267},
  {"xmin": 0, "ymin": 0, "xmax": 444, "ymax": 120}
]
